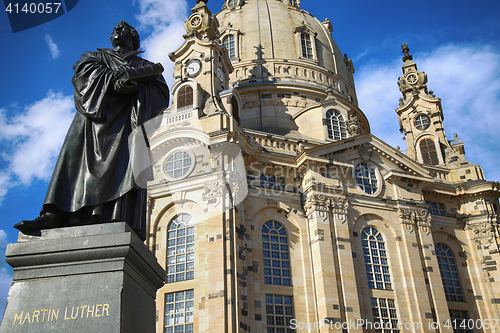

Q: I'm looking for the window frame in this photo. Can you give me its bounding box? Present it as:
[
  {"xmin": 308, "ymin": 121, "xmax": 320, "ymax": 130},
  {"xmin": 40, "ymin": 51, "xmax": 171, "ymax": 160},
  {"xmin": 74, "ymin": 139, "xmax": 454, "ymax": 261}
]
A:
[
  {"xmin": 362, "ymin": 227, "xmax": 393, "ymax": 290},
  {"xmin": 415, "ymin": 134, "xmax": 444, "ymax": 166},
  {"xmin": 219, "ymin": 28, "xmax": 242, "ymax": 62},
  {"xmin": 371, "ymin": 298, "xmax": 400, "ymax": 333},
  {"xmin": 223, "ymin": 34, "xmax": 236, "ymax": 60},
  {"xmin": 166, "ymin": 214, "xmax": 195, "ymax": 284},
  {"xmin": 324, "ymin": 109, "xmax": 347, "ymax": 141},
  {"xmin": 426, "ymin": 201, "xmax": 446, "ymax": 216},
  {"xmin": 448, "ymin": 310, "xmax": 473, "ymax": 333},
  {"xmin": 162, "ymin": 148, "xmax": 196, "ymax": 181},
  {"xmin": 435, "ymin": 243, "xmax": 465, "ymax": 302},
  {"xmin": 260, "ymin": 175, "xmax": 285, "ymax": 191},
  {"xmin": 177, "ymin": 85, "xmax": 194, "ymax": 111},
  {"xmin": 262, "ymin": 221, "xmax": 292, "ymax": 286},
  {"xmin": 265, "ymin": 294, "xmax": 295, "ymax": 333},
  {"xmin": 420, "ymin": 138, "xmax": 439, "ymax": 166},
  {"xmin": 293, "ymin": 25, "xmax": 318, "ymax": 63},
  {"xmin": 414, "ymin": 114, "xmax": 430, "ymax": 130},
  {"xmin": 300, "ymin": 33, "xmax": 313, "ymax": 59},
  {"xmin": 354, "ymin": 160, "xmax": 383, "ymax": 197},
  {"xmin": 164, "ymin": 289, "xmax": 195, "ymax": 333}
]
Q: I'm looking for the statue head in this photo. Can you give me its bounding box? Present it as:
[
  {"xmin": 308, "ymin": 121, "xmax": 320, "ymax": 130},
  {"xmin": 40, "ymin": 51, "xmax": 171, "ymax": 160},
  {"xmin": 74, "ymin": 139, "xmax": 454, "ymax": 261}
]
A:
[{"xmin": 110, "ymin": 21, "xmax": 140, "ymax": 51}]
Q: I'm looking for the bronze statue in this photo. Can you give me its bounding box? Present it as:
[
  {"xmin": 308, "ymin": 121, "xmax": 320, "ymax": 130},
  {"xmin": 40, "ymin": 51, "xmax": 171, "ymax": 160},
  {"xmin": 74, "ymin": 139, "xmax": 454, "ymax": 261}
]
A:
[{"xmin": 14, "ymin": 21, "xmax": 170, "ymax": 239}]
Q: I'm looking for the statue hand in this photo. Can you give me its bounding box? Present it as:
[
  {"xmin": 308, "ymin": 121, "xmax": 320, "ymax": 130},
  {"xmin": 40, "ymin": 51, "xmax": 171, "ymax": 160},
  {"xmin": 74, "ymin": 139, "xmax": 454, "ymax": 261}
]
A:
[{"xmin": 114, "ymin": 79, "xmax": 138, "ymax": 94}]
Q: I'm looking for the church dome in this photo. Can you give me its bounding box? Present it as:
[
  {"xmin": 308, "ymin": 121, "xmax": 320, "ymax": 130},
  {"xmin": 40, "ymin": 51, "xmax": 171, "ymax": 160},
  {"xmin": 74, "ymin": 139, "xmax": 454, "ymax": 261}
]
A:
[
  {"xmin": 217, "ymin": 0, "xmax": 355, "ymax": 95},
  {"xmin": 213, "ymin": 0, "xmax": 366, "ymax": 138}
]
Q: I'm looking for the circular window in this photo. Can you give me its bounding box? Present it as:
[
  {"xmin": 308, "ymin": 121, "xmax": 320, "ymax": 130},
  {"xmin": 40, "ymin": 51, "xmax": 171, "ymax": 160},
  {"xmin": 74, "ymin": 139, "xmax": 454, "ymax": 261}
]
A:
[
  {"xmin": 406, "ymin": 73, "xmax": 418, "ymax": 84},
  {"xmin": 227, "ymin": 0, "xmax": 237, "ymax": 8},
  {"xmin": 164, "ymin": 149, "xmax": 195, "ymax": 180},
  {"xmin": 190, "ymin": 16, "xmax": 202, "ymax": 28},
  {"xmin": 355, "ymin": 162, "xmax": 380, "ymax": 195},
  {"xmin": 415, "ymin": 114, "xmax": 430, "ymax": 130}
]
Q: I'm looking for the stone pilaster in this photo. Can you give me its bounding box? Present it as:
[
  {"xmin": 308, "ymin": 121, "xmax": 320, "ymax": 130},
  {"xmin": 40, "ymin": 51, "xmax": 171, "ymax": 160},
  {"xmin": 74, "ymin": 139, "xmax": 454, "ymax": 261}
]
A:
[
  {"xmin": 396, "ymin": 207, "xmax": 436, "ymax": 332},
  {"xmin": 414, "ymin": 209, "xmax": 453, "ymax": 332},
  {"xmin": 330, "ymin": 196, "xmax": 363, "ymax": 332},
  {"xmin": 146, "ymin": 196, "xmax": 155, "ymax": 249},
  {"xmin": 464, "ymin": 215, "xmax": 500, "ymax": 331},
  {"xmin": 304, "ymin": 194, "xmax": 341, "ymax": 332}
]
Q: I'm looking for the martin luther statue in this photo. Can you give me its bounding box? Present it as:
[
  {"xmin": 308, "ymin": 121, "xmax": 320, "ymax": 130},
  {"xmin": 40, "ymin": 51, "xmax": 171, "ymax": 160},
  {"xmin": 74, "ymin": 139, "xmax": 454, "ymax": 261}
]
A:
[{"xmin": 14, "ymin": 21, "xmax": 170, "ymax": 239}]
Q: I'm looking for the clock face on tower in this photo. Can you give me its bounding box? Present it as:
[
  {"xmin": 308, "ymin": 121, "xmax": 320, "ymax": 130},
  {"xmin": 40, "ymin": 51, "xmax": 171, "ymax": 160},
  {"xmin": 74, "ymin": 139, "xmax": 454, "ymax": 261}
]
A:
[
  {"xmin": 186, "ymin": 59, "xmax": 202, "ymax": 77},
  {"xmin": 217, "ymin": 67, "xmax": 224, "ymax": 84}
]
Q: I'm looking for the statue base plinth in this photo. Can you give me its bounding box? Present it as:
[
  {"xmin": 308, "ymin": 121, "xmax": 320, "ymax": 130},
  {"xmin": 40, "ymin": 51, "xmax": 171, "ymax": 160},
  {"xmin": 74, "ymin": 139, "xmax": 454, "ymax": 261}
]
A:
[{"xmin": 0, "ymin": 222, "xmax": 165, "ymax": 333}]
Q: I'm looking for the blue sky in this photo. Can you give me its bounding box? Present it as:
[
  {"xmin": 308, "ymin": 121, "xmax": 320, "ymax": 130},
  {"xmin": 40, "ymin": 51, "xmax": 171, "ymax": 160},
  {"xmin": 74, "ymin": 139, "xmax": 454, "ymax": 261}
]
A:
[{"xmin": 1, "ymin": 0, "xmax": 499, "ymax": 318}]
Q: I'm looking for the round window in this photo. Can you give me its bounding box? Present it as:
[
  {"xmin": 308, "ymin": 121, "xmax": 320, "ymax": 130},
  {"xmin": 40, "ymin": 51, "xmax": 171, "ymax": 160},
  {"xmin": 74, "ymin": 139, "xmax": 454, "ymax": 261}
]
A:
[
  {"xmin": 406, "ymin": 73, "xmax": 418, "ymax": 84},
  {"xmin": 415, "ymin": 114, "xmax": 430, "ymax": 130},
  {"xmin": 355, "ymin": 162, "xmax": 380, "ymax": 195},
  {"xmin": 164, "ymin": 149, "xmax": 195, "ymax": 180}
]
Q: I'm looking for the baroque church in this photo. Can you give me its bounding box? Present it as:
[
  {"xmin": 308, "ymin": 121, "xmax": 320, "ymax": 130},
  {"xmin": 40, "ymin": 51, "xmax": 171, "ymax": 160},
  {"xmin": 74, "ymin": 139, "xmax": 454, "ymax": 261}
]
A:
[{"xmin": 145, "ymin": 0, "xmax": 500, "ymax": 332}]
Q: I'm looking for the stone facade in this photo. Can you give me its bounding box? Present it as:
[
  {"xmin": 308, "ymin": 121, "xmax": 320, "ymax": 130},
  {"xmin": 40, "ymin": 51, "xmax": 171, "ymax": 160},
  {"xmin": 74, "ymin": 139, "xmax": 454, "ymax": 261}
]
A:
[{"xmin": 146, "ymin": 1, "xmax": 500, "ymax": 332}]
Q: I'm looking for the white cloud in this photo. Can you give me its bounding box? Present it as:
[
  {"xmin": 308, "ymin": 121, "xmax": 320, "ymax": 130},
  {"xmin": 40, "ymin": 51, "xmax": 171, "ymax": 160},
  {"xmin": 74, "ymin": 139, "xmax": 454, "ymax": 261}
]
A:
[
  {"xmin": 0, "ymin": 172, "xmax": 12, "ymax": 204},
  {"xmin": 356, "ymin": 58, "xmax": 403, "ymax": 148},
  {"xmin": 356, "ymin": 43, "xmax": 500, "ymax": 181},
  {"xmin": 44, "ymin": 34, "xmax": 60, "ymax": 59},
  {"xmin": 0, "ymin": 91, "xmax": 74, "ymax": 204},
  {"xmin": 0, "ymin": 230, "xmax": 8, "ymax": 248},
  {"xmin": 0, "ymin": 267, "xmax": 12, "ymax": 321},
  {"xmin": 136, "ymin": 0, "xmax": 190, "ymax": 90}
]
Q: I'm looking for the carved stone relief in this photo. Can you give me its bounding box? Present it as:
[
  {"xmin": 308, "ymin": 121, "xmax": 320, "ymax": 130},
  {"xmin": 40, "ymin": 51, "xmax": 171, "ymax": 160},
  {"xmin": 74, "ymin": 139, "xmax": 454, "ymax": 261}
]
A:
[{"xmin": 398, "ymin": 208, "xmax": 431, "ymax": 234}]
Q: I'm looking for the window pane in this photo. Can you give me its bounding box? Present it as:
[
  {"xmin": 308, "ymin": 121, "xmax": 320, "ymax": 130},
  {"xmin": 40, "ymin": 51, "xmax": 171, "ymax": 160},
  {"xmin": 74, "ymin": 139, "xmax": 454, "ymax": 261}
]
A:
[
  {"xmin": 266, "ymin": 294, "xmax": 294, "ymax": 332},
  {"xmin": 165, "ymin": 290, "xmax": 195, "ymax": 332},
  {"xmin": 263, "ymin": 221, "xmax": 292, "ymax": 286},
  {"xmin": 325, "ymin": 110, "xmax": 347, "ymax": 141},
  {"xmin": 436, "ymin": 243, "xmax": 465, "ymax": 303},
  {"xmin": 167, "ymin": 214, "xmax": 195, "ymax": 283},
  {"xmin": 362, "ymin": 227, "xmax": 392, "ymax": 290}
]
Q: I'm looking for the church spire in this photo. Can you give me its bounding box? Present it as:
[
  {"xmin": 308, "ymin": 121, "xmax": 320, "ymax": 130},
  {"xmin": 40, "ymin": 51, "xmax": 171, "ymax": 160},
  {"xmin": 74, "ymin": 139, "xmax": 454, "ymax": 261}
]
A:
[
  {"xmin": 401, "ymin": 42, "xmax": 413, "ymax": 62},
  {"xmin": 397, "ymin": 43, "xmax": 428, "ymax": 99},
  {"xmin": 395, "ymin": 44, "xmax": 449, "ymax": 166}
]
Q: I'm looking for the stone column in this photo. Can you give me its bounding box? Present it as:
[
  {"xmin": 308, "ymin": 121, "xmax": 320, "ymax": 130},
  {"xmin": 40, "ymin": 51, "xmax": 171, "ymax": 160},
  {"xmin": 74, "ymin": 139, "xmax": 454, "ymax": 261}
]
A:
[{"xmin": 0, "ymin": 222, "xmax": 165, "ymax": 333}]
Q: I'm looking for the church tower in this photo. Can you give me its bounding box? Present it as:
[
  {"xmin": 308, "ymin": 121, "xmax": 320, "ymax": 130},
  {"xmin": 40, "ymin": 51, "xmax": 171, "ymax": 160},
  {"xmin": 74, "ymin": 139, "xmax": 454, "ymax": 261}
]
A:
[{"xmin": 395, "ymin": 43, "xmax": 485, "ymax": 183}]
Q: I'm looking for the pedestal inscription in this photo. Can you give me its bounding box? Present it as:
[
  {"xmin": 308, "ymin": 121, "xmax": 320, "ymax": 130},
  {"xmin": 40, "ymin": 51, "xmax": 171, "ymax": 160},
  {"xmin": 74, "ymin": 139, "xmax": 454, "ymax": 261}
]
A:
[{"xmin": 0, "ymin": 222, "xmax": 165, "ymax": 333}]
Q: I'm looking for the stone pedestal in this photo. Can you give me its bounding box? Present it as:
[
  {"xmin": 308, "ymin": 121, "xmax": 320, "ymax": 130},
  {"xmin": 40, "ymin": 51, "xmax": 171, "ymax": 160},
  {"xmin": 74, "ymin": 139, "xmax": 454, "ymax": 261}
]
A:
[{"xmin": 0, "ymin": 222, "xmax": 165, "ymax": 333}]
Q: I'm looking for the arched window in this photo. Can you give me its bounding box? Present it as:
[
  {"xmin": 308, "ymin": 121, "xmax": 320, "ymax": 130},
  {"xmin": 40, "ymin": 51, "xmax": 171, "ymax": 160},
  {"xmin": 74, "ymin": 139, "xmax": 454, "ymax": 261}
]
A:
[
  {"xmin": 435, "ymin": 244, "xmax": 465, "ymax": 302},
  {"xmin": 223, "ymin": 35, "xmax": 235, "ymax": 60},
  {"xmin": 289, "ymin": 0, "xmax": 299, "ymax": 6},
  {"xmin": 326, "ymin": 110, "xmax": 347, "ymax": 140},
  {"xmin": 262, "ymin": 221, "xmax": 291, "ymax": 286},
  {"xmin": 362, "ymin": 227, "xmax": 392, "ymax": 290},
  {"xmin": 177, "ymin": 85, "xmax": 193, "ymax": 110},
  {"xmin": 420, "ymin": 138, "xmax": 439, "ymax": 166},
  {"xmin": 301, "ymin": 33, "xmax": 313, "ymax": 59},
  {"xmin": 166, "ymin": 214, "xmax": 195, "ymax": 283}
]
